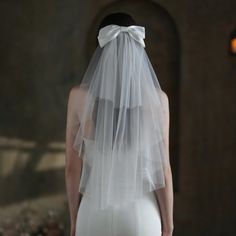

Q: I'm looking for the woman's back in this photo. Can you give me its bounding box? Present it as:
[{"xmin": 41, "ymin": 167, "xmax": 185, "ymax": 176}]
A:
[{"xmin": 65, "ymin": 12, "xmax": 174, "ymax": 236}]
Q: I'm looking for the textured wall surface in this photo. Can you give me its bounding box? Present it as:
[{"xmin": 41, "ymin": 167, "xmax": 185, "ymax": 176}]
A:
[{"xmin": 0, "ymin": 0, "xmax": 236, "ymax": 235}]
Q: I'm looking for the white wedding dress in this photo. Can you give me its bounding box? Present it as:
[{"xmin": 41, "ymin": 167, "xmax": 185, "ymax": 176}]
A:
[{"xmin": 75, "ymin": 137, "xmax": 162, "ymax": 236}]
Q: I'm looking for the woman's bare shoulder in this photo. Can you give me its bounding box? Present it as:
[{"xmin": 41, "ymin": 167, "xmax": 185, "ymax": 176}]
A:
[
  {"xmin": 69, "ymin": 84, "xmax": 82, "ymax": 96},
  {"xmin": 67, "ymin": 85, "xmax": 88, "ymax": 120},
  {"xmin": 156, "ymin": 88, "xmax": 168, "ymax": 104},
  {"xmin": 160, "ymin": 89, "xmax": 169, "ymax": 104},
  {"xmin": 68, "ymin": 85, "xmax": 87, "ymax": 101},
  {"xmin": 156, "ymin": 88, "xmax": 169, "ymax": 113}
]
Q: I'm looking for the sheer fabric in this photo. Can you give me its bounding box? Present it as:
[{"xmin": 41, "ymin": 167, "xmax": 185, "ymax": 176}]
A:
[{"xmin": 73, "ymin": 24, "xmax": 168, "ymax": 211}]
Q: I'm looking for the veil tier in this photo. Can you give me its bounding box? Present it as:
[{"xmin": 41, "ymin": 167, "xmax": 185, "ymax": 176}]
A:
[{"xmin": 73, "ymin": 24, "xmax": 168, "ymax": 210}]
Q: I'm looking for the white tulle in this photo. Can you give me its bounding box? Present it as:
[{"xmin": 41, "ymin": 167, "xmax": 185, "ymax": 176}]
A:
[{"xmin": 73, "ymin": 25, "xmax": 168, "ymax": 211}]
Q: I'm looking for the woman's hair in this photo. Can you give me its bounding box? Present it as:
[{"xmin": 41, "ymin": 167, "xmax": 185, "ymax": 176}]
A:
[{"xmin": 98, "ymin": 12, "xmax": 137, "ymax": 31}]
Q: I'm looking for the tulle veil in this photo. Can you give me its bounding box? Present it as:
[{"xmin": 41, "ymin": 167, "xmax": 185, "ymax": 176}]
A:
[{"xmin": 72, "ymin": 24, "xmax": 169, "ymax": 211}]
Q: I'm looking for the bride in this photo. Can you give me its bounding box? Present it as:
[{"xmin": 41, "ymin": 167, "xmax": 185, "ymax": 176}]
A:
[{"xmin": 65, "ymin": 12, "xmax": 174, "ymax": 236}]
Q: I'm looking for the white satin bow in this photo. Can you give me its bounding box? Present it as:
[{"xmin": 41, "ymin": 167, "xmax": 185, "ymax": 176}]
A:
[{"xmin": 97, "ymin": 24, "xmax": 145, "ymax": 48}]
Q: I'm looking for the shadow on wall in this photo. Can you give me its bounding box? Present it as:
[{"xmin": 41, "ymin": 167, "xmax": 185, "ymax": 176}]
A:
[
  {"xmin": 0, "ymin": 137, "xmax": 66, "ymax": 206},
  {"xmin": 0, "ymin": 0, "xmax": 81, "ymax": 207}
]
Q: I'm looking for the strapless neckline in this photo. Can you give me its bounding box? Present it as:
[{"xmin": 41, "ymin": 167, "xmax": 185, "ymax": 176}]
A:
[
  {"xmin": 83, "ymin": 137, "xmax": 94, "ymax": 142},
  {"xmin": 83, "ymin": 137, "xmax": 95, "ymax": 147}
]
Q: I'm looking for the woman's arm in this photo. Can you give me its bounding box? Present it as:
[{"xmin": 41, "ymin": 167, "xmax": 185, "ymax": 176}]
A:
[
  {"xmin": 155, "ymin": 90, "xmax": 174, "ymax": 235},
  {"xmin": 65, "ymin": 87, "xmax": 83, "ymax": 235}
]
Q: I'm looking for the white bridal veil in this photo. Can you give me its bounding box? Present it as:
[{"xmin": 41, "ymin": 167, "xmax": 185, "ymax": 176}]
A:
[{"xmin": 73, "ymin": 24, "xmax": 169, "ymax": 211}]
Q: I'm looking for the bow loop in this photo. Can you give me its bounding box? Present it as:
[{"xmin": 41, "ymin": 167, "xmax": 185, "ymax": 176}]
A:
[{"xmin": 97, "ymin": 24, "xmax": 145, "ymax": 48}]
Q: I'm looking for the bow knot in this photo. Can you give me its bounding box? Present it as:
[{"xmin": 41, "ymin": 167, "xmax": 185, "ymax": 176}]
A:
[
  {"xmin": 120, "ymin": 26, "xmax": 129, "ymax": 32},
  {"xmin": 97, "ymin": 24, "xmax": 145, "ymax": 48}
]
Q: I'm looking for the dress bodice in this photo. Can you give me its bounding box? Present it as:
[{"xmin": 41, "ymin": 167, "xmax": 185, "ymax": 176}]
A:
[
  {"xmin": 82, "ymin": 137, "xmax": 95, "ymax": 163},
  {"xmin": 83, "ymin": 137, "xmax": 94, "ymax": 148}
]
